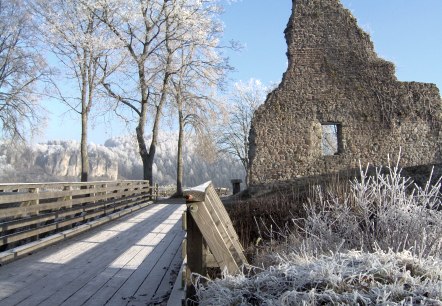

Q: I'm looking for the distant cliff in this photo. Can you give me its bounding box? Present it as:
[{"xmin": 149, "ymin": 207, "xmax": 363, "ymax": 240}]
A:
[{"xmin": 0, "ymin": 134, "xmax": 244, "ymax": 187}]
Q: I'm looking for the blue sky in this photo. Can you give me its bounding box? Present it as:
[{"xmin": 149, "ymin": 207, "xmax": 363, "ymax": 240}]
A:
[
  {"xmin": 41, "ymin": 0, "xmax": 442, "ymax": 144},
  {"xmin": 223, "ymin": 0, "xmax": 442, "ymax": 87}
]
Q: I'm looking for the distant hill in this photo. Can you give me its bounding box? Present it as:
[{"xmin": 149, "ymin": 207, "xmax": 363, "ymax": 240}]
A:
[{"xmin": 0, "ymin": 133, "xmax": 244, "ymax": 188}]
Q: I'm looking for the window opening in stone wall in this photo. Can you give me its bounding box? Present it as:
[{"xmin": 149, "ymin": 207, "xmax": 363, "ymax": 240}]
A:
[{"xmin": 322, "ymin": 123, "xmax": 342, "ymax": 156}]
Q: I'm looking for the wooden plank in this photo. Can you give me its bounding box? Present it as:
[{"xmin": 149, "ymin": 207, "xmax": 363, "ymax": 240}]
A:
[
  {"xmin": 186, "ymin": 207, "xmax": 205, "ymax": 279},
  {"xmin": 182, "ymin": 181, "xmax": 248, "ymax": 278},
  {"xmin": 181, "ymin": 239, "xmax": 187, "ymax": 260},
  {"xmin": 0, "ymin": 203, "xmax": 166, "ymax": 285},
  {"xmin": 188, "ymin": 201, "xmax": 239, "ymax": 274},
  {"xmin": 206, "ymin": 187, "xmax": 247, "ymax": 263},
  {"xmin": 0, "ymin": 200, "xmax": 73, "ymax": 218},
  {"xmin": 0, "ymin": 182, "xmax": 150, "ymax": 206},
  {"xmin": 77, "ymin": 246, "xmax": 145, "ymax": 305},
  {"xmin": 119, "ymin": 233, "xmax": 184, "ymax": 306},
  {"xmin": 0, "ymin": 223, "xmax": 57, "ymax": 246},
  {"xmin": 0, "ymin": 203, "xmax": 171, "ymax": 305},
  {"xmin": 182, "ymin": 211, "xmax": 187, "ymax": 230},
  {"xmin": 0, "ymin": 191, "xmax": 149, "ymax": 217},
  {"xmin": 103, "ymin": 205, "xmax": 186, "ymax": 305},
  {"xmin": 2, "ymin": 240, "xmax": 117, "ymax": 305},
  {"xmin": 0, "ymin": 180, "xmax": 149, "ymax": 192},
  {"xmin": 205, "ymin": 194, "xmax": 239, "ymax": 254},
  {"xmin": 0, "ymin": 192, "xmax": 147, "ymax": 233},
  {"xmin": 207, "ymin": 185, "xmax": 243, "ymax": 247},
  {"xmin": 142, "ymin": 234, "xmax": 184, "ymax": 305},
  {"xmin": 0, "ymin": 214, "xmax": 56, "ymax": 232},
  {"xmin": 166, "ymin": 258, "xmax": 186, "ymax": 306},
  {"xmin": 0, "ymin": 201, "xmax": 153, "ymax": 265},
  {"xmin": 205, "ymin": 251, "xmax": 218, "ymax": 268},
  {"xmin": 0, "ymin": 190, "xmax": 69, "ymax": 204},
  {"xmin": 57, "ymin": 205, "xmax": 184, "ymax": 306},
  {"xmin": 0, "ymin": 189, "xmax": 149, "ymax": 218}
]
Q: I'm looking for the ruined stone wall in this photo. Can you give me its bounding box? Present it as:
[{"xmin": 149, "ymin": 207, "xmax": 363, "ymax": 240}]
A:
[{"xmin": 248, "ymin": 0, "xmax": 442, "ymax": 187}]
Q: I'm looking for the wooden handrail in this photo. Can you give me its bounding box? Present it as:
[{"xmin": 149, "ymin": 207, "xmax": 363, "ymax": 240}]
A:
[
  {"xmin": 182, "ymin": 181, "xmax": 248, "ymax": 300},
  {"xmin": 0, "ymin": 180, "xmax": 153, "ymax": 253}
]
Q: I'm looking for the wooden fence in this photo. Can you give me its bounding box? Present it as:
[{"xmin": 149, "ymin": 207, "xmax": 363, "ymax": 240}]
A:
[
  {"xmin": 0, "ymin": 180, "xmax": 154, "ymax": 261},
  {"xmin": 181, "ymin": 182, "xmax": 248, "ymax": 302}
]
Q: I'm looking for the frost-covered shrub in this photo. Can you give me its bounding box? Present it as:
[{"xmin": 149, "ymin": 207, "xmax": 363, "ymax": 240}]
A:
[
  {"xmin": 195, "ymin": 250, "xmax": 442, "ymax": 305},
  {"xmin": 196, "ymin": 162, "xmax": 442, "ymax": 305},
  {"xmin": 301, "ymin": 163, "xmax": 442, "ymax": 257}
]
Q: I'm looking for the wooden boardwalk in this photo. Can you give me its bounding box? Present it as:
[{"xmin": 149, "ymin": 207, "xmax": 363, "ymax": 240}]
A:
[{"xmin": 0, "ymin": 200, "xmax": 186, "ymax": 306}]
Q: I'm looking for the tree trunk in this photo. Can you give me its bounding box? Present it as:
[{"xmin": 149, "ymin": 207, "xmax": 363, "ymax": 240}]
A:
[
  {"xmin": 143, "ymin": 26, "xmax": 172, "ymax": 186},
  {"xmin": 136, "ymin": 124, "xmax": 152, "ymax": 183},
  {"xmin": 80, "ymin": 111, "xmax": 89, "ymax": 182},
  {"xmin": 145, "ymin": 103, "xmax": 162, "ymax": 185},
  {"xmin": 80, "ymin": 51, "xmax": 89, "ymax": 182},
  {"xmin": 176, "ymin": 108, "xmax": 184, "ymax": 196},
  {"xmin": 135, "ymin": 7, "xmax": 172, "ymax": 187}
]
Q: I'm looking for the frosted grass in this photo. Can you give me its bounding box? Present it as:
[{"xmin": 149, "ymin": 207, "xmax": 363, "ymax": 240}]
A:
[
  {"xmin": 196, "ymin": 160, "xmax": 442, "ymax": 305},
  {"xmin": 196, "ymin": 250, "xmax": 442, "ymax": 305}
]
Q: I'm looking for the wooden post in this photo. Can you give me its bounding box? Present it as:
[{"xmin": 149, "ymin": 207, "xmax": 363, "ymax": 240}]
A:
[
  {"xmin": 147, "ymin": 180, "xmax": 152, "ymax": 198},
  {"xmin": 155, "ymin": 183, "xmax": 159, "ymax": 201},
  {"xmin": 102, "ymin": 183, "xmax": 108, "ymax": 199},
  {"xmin": 123, "ymin": 182, "xmax": 129, "ymax": 198},
  {"xmin": 137, "ymin": 181, "xmax": 143, "ymax": 201},
  {"xmin": 185, "ymin": 205, "xmax": 206, "ymax": 301},
  {"xmin": 114, "ymin": 182, "xmax": 121, "ymax": 200},
  {"xmin": 63, "ymin": 185, "xmax": 73, "ymax": 229},
  {"xmin": 63, "ymin": 185, "xmax": 72, "ymax": 209},
  {"xmin": 19, "ymin": 188, "xmax": 40, "ymax": 218},
  {"xmin": 89, "ymin": 184, "xmax": 96, "ymax": 204},
  {"xmin": 101, "ymin": 184, "xmax": 107, "ymax": 214},
  {"xmin": 30, "ymin": 188, "xmax": 39, "ymax": 215},
  {"xmin": 183, "ymin": 181, "xmax": 248, "ymax": 277},
  {"xmin": 29, "ymin": 188, "xmax": 40, "ymax": 240}
]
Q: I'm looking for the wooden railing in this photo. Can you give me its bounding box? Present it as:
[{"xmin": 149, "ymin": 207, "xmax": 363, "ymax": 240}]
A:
[
  {"xmin": 0, "ymin": 180, "xmax": 153, "ymax": 262},
  {"xmin": 181, "ymin": 182, "xmax": 248, "ymax": 301}
]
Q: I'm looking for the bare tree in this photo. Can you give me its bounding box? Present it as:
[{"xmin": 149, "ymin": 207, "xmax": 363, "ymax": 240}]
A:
[
  {"xmin": 168, "ymin": 0, "xmax": 231, "ymax": 195},
  {"xmin": 32, "ymin": 0, "xmax": 122, "ymax": 182},
  {"xmin": 81, "ymin": 0, "xmax": 176, "ymax": 185},
  {"xmin": 217, "ymin": 79, "xmax": 271, "ymax": 186},
  {"xmin": 0, "ymin": 0, "xmax": 48, "ymax": 141},
  {"xmin": 172, "ymin": 65, "xmax": 224, "ymax": 195},
  {"xmin": 87, "ymin": 0, "xmax": 230, "ymax": 187}
]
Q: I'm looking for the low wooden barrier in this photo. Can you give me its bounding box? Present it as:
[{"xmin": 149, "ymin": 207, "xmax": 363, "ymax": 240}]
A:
[
  {"xmin": 214, "ymin": 187, "xmax": 229, "ymax": 196},
  {"xmin": 0, "ymin": 180, "xmax": 152, "ymax": 258},
  {"xmin": 181, "ymin": 182, "xmax": 248, "ymax": 302}
]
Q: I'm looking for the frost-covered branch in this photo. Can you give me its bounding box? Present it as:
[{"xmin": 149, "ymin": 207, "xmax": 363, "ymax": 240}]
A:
[
  {"xmin": 0, "ymin": 0, "xmax": 49, "ymax": 141},
  {"xmin": 216, "ymin": 79, "xmax": 273, "ymax": 185}
]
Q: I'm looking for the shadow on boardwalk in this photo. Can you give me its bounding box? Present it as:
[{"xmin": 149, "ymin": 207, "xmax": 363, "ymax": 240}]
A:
[{"xmin": 0, "ymin": 199, "xmax": 186, "ymax": 306}]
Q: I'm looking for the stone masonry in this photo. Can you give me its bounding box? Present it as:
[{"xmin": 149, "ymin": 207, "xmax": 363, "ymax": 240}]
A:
[{"xmin": 248, "ymin": 0, "xmax": 442, "ymax": 187}]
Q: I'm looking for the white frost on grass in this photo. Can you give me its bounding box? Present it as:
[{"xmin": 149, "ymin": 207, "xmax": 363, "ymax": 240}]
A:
[
  {"xmin": 195, "ymin": 250, "xmax": 442, "ymax": 305},
  {"xmin": 196, "ymin": 161, "xmax": 442, "ymax": 305}
]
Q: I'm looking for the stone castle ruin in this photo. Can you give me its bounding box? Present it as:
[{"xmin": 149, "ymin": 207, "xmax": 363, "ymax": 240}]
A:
[{"xmin": 248, "ymin": 0, "xmax": 442, "ymax": 188}]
